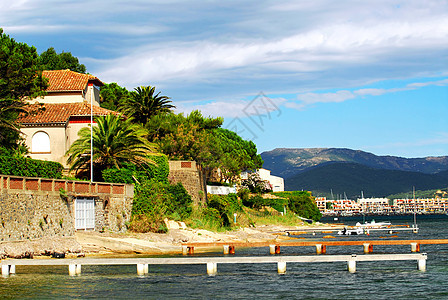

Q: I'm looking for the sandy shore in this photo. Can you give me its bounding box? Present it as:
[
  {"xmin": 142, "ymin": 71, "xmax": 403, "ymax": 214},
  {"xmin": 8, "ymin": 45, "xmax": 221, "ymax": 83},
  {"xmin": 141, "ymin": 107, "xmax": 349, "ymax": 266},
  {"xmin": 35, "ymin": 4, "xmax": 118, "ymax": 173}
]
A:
[{"xmin": 0, "ymin": 222, "xmax": 344, "ymax": 258}]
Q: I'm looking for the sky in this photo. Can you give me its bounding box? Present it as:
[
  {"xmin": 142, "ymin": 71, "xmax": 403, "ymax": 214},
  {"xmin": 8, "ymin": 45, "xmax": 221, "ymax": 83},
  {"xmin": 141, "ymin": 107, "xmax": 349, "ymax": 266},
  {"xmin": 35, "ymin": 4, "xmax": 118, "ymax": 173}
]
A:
[{"xmin": 1, "ymin": 0, "xmax": 447, "ymax": 158}]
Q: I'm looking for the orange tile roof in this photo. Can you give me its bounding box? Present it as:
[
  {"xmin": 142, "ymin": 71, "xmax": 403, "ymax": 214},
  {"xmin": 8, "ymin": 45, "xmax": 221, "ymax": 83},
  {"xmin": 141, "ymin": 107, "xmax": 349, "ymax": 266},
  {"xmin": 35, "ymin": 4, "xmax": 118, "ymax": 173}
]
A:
[
  {"xmin": 42, "ymin": 70, "xmax": 103, "ymax": 92},
  {"xmin": 19, "ymin": 103, "xmax": 120, "ymax": 125}
]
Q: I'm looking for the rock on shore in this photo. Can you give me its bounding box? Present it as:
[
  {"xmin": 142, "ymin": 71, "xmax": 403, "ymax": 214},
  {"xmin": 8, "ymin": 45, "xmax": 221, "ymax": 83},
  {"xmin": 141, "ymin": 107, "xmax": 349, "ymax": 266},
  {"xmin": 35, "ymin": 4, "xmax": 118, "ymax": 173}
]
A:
[{"xmin": 0, "ymin": 237, "xmax": 82, "ymax": 259}]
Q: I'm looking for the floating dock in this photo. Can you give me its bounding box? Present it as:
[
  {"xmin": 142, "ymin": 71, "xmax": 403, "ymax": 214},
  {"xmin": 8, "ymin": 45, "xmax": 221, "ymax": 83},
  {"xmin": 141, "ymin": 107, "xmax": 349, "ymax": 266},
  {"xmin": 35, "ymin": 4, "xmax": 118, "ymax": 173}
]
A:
[{"xmin": 0, "ymin": 253, "xmax": 427, "ymax": 276}]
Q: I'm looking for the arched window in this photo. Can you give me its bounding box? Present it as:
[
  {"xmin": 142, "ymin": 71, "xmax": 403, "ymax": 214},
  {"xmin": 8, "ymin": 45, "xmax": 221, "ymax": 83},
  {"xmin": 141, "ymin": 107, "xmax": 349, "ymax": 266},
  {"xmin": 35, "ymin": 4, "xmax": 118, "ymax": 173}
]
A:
[{"xmin": 32, "ymin": 131, "xmax": 51, "ymax": 153}]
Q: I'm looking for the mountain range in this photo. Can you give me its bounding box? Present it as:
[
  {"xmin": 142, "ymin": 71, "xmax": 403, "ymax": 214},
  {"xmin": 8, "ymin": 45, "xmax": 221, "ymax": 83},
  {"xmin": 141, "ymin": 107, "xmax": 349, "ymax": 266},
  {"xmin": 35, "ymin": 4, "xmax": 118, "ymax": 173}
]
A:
[{"xmin": 260, "ymin": 148, "xmax": 448, "ymax": 199}]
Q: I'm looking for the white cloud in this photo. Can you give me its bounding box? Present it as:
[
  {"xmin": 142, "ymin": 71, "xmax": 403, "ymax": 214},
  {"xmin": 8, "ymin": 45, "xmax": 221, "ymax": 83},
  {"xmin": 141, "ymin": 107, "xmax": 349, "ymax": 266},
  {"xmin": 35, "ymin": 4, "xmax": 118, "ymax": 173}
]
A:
[
  {"xmin": 2, "ymin": 0, "xmax": 447, "ymax": 102},
  {"xmin": 287, "ymin": 79, "xmax": 448, "ymax": 109}
]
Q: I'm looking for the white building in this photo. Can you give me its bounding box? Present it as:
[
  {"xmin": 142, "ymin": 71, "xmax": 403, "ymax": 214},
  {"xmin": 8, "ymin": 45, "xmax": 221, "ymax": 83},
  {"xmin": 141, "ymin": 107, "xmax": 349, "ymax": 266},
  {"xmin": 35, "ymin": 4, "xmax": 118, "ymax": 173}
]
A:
[{"xmin": 241, "ymin": 168, "xmax": 284, "ymax": 192}]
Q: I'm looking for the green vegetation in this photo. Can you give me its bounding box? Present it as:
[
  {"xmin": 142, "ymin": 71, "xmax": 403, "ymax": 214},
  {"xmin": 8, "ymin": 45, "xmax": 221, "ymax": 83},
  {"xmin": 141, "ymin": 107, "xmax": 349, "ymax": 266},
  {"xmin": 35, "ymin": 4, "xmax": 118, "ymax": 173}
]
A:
[
  {"xmin": 100, "ymin": 82, "xmax": 131, "ymax": 111},
  {"xmin": 0, "ymin": 28, "xmax": 48, "ymax": 149},
  {"xmin": 66, "ymin": 114, "xmax": 157, "ymax": 181},
  {"xmin": 0, "ymin": 147, "xmax": 63, "ymax": 178},
  {"xmin": 38, "ymin": 47, "xmax": 86, "ymax": 73},
  {"xmin": 273, "ymin": 191, "xmax": 322, "ymax": 221},
  {"xmin": 120, "ymin": 86, "xmax": 175, "ymax": 124},
  {"xmin": 102, "ymin": 154, "xmax": 169, "ymax": 184},
  {"xmin": 129, "ymin": 180, "xmax": 192, "ymax": 233}
]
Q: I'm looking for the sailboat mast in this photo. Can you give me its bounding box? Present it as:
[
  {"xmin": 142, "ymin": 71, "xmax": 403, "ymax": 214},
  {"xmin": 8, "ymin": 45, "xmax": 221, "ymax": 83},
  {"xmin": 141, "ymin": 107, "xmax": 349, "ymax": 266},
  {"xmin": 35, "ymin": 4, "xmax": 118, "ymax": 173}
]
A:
[{"xmin": 413, "ymin": 186, "xmax": 417, "ymax": 225}]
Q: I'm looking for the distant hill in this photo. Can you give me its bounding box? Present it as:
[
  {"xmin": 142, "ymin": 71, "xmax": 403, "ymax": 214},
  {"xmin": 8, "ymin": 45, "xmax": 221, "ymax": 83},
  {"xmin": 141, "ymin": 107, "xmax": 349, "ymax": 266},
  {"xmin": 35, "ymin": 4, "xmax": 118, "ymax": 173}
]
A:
[
  {"xmin": 261, "ymin": 148, "xmax": 448, "ymax": 179},
  {"xmin": 284, "ymin": 162, "xmax": 448, "ymax": 199}
]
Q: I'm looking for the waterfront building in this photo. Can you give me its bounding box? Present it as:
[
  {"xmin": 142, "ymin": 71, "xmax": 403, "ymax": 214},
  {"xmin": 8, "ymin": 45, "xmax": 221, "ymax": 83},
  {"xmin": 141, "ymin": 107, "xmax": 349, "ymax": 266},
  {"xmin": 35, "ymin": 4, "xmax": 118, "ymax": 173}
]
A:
[
  {"xmin": 241, "ymin": 168, "xmax": 284, "ymax": 192},
  {"xmin": 18, "ymin": 70, "xmax": 117, "ymax": 169}
]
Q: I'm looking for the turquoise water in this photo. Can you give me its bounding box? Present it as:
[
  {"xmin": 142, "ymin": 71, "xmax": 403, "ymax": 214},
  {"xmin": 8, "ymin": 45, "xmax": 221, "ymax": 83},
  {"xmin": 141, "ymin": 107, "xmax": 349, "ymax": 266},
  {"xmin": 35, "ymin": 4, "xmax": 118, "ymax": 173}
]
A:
[{"xmin": 1, "ymin": 219, "xmax": 447, "ymax": 299}]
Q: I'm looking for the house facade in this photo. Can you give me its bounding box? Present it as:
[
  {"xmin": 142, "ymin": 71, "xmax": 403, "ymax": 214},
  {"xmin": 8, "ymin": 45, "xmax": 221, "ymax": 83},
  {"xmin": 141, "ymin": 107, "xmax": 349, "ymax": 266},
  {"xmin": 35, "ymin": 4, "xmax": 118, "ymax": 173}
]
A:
[
  {"xmin": 18, "ymin": 70, "xmax": 117, "ymax": 169},
  {"xmin": 241, "ymin": 168, "xmax": 285, "ymax": 192}
]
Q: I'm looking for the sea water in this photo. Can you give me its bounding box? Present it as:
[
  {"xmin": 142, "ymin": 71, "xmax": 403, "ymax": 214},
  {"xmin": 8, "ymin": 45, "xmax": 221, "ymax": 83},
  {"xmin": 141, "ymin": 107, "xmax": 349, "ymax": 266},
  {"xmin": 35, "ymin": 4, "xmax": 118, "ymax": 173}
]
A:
[{"xmin": 0, "ymin": 219, "xmax": 447, "ymax": 299}]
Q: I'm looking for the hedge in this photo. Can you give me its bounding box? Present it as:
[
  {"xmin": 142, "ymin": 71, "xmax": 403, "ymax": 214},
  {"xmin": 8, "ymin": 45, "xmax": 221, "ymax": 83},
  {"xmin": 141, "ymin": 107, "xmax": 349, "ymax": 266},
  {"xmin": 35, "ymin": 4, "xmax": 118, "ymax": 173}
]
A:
[
  {"xmin": 102, "ymin": 154, "xmax": 169, "ymax": 184},
  {"xmin": 0, "ymin": 154, "xmax": 63, "ymax": 179}
]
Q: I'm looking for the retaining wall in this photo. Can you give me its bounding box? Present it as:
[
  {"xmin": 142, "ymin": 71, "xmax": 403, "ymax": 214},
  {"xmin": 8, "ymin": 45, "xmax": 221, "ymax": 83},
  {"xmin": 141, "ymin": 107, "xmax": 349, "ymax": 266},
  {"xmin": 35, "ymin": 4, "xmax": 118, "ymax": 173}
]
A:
[
  {"xmin": 168, "ymin": 161, "xmax": 206, "ymax": 206},
  {"xmin": 0, "ymin": 175, "xmax": 134, "ymax": 242}
]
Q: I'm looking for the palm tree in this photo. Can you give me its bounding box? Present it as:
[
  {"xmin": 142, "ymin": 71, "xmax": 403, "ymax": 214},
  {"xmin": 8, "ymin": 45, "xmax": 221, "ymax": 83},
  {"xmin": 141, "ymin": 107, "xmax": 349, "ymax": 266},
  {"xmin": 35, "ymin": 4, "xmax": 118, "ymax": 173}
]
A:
[
  {"xmin": 66, "ymin": 114, "xmax": 157, "ymax": 180},
  {"xmin": 119, "ymin": 86, "xmax": 175, "ymax": 124}
]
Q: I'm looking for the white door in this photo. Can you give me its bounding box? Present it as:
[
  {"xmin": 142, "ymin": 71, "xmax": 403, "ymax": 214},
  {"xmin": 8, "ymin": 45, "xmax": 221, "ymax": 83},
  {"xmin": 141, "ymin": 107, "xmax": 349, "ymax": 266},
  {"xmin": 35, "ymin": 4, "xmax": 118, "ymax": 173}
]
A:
[{"xmin": 75, "ymin": 198, "xmax": 95, "ymax": 230}]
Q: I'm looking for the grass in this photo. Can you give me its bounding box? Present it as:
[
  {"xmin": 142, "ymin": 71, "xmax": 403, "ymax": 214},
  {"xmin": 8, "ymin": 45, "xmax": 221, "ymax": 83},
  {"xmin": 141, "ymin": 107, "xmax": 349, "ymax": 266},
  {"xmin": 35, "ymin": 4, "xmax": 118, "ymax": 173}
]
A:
[{"xmin": 184, "ymin": 206, "xmax": 308, "ymax": 232}]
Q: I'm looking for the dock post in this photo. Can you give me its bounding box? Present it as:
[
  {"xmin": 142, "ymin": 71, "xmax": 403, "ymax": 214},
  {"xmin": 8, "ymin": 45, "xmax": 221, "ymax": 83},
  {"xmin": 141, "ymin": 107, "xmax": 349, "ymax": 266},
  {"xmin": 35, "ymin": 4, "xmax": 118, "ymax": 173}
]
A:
[
  {"xmin": 188, "ymin": 246, "xmax": 194, "ymax": 255},
  {"xmin": 411, "ymin": 243, "xmax": 420, "ymax": 252},
  {"xmin": 75, "ymin": 264, "xmax": 81, "ymax": 275},
  {"xmin": 348, "ymin": 255, "xmax": 357, "ymax": 273},
  {"xmin": 418, "ymin": 253, "xmax": 427, "ymax": 272},
  {"xmin": 69, "ymin": 264, "xmax": 77, "ymax": 276},
  {"xmin": 277, "ymin": 261, "xmax": 286, "ymax": 274},
  {"xmin": 229, "ymin": 246, "xmax": 235, "ymax": 255},
  {"xmin": 412, "ymin": 225, "xmax": 418, "ymax": 234},
  {"xmin": 1, "ymin": 265, "xmax": 10, "ymax": 276},
  {"xmin": 223, "ymin": 245, "xmax": 229, "ymax": 255},
  {"xmin": 316, "ymin": 244, "xmax": 326, "ymax": 255},
  {"xmin": 137, "ymin": 263, "xmax": 145, "ymax": 275},
  {"xmin": 207, "ymin": 262, "xmax": 217, "ymax": 275},
  {"xmin": 269, "ymin": 245, "xmax": 276, "ymax": 255},
  {"xmin": 144, "ymin": 264, "xmax": 149, "ymax": 274},
  {"xmin": 363, "ymin": 243, "xmax": 373, "ymax": 254},
  {"xmin": 9, "ymin": 265, "xmax": 15, "ymax": 274},
  {"xmin": 182, "ymin": 246, "xmax": 188, "ymax": 255},
  {"xmin": 275, "ymin": 245, "xmax": 281, "ymax": 254}
]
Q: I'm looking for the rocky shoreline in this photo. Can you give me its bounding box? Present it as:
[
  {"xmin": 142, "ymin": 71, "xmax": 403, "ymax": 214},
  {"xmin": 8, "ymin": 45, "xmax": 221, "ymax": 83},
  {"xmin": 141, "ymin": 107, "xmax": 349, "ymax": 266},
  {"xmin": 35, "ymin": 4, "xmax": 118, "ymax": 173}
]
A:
[{"xmin": 0, "ymin": 223, "xmax": 342, "ymax": 259}]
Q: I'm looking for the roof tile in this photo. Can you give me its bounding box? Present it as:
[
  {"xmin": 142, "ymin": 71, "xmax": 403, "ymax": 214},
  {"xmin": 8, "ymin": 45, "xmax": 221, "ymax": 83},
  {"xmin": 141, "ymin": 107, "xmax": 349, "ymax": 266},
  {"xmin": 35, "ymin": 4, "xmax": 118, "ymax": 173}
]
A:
[
  {"xmin": 19, "ymin": 103, "xmax": 120, "ymax": 125},
  {"xmin": 42, "ymin": 70, "xmax": 103, "ymax": 92}
]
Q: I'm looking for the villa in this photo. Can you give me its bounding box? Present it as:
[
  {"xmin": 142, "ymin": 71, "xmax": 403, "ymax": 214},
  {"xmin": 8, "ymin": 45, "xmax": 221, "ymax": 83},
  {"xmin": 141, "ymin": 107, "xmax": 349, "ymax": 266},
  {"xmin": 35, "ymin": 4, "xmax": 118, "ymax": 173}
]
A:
[{"xmin": 18, "ymin": 70, "xmax": 118, "ymax": 169}]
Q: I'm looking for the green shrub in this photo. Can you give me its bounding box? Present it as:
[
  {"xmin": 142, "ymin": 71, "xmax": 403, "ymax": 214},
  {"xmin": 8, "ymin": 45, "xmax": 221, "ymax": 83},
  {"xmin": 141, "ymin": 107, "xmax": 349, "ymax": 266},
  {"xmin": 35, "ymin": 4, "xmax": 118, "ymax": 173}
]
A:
[
  {"xmin": 207, "ymin": 193, "xmax": 243, "ymax": 226},
  {"xmin": 129, "ymin": 179, "xmax": 192, "ymax": 233},
  {"xmin": 168, "ymin": 182, "xmax": 192, "ymax": 219},
  {"xmin": 274, "ymin": 191, "xmax": 321, "ymax": 221},
  {"xmin": 0, "ymin": 149, "xmax": 63, "ymax": 179},
  {"xmin": 102, "ymin": 154, "xmax": 169, "ymax": 184}
]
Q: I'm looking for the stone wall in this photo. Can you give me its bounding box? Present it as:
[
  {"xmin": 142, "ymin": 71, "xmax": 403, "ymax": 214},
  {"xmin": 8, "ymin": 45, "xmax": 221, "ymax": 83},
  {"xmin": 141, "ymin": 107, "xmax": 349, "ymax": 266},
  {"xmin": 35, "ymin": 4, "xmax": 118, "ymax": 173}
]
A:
[
  {"xmin": 0, "ymin": 175, "xmax": 133, "ymax": 242},
  {"xmin": 168, "ymin": 161, "xmax": 206, "ymax": 206}
]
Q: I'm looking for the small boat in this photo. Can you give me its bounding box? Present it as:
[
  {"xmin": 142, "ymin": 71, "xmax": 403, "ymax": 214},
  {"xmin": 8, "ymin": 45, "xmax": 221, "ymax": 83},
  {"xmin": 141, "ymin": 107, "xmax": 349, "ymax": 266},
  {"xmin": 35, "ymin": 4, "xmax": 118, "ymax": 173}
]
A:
[
  {"xmin": 355, "ymin": 220, "xmax": 391, "ymax": 229},
  {"xmin": 337, "ymin": 227, "xmax": 363, "ymax": 235}
]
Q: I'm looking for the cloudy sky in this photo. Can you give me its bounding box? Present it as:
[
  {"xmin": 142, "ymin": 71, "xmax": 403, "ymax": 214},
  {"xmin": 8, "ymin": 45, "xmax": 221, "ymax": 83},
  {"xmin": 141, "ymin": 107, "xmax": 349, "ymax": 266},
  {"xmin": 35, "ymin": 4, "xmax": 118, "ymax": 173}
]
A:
[{"xmin": 2, "ymin": 0, "xmax": 447, "ymax": 157}]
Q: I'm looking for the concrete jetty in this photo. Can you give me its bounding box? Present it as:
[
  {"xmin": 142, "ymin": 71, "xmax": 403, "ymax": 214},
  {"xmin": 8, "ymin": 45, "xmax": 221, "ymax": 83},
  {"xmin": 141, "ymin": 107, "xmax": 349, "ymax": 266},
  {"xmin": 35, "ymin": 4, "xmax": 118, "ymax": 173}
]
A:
[{"xmin": 0, "ymin": 253, "xmax": 427, "ymax": 276}]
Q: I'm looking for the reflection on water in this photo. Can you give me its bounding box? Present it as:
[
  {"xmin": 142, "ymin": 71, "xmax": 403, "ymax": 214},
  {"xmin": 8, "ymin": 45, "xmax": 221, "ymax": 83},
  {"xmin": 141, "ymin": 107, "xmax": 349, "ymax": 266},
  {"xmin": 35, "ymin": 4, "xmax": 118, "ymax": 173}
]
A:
[{"xmin": 1, "ymin": 220, "xmax": 447, "ymax": 299}]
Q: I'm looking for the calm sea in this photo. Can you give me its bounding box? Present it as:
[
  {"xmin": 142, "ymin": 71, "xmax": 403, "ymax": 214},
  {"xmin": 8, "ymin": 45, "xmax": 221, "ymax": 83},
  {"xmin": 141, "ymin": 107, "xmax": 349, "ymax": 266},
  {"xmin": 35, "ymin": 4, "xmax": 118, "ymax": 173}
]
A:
[{"xmin": 1, "ymin": 218, "xmax": 447, "ymax": 299}]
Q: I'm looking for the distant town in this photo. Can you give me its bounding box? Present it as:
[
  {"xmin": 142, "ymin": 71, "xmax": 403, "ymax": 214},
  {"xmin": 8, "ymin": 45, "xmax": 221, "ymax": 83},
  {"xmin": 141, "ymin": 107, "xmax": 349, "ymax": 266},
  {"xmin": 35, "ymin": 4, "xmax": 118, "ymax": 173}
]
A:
[{"xmin": 316, "ymin": 192, "xmax": 448, "ymax": 216}]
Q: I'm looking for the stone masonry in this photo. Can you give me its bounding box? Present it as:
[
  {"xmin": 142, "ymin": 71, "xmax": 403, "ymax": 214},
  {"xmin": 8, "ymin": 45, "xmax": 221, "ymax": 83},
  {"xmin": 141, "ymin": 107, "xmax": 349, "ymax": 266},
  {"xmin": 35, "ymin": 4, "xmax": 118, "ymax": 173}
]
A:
[
  {"xmin": 168, "ymin": 161, "xmax": 206, "ymax": 207},
  {"xmin": 0, "ymin": 175, "xmax": 134, "ymax": 242}
]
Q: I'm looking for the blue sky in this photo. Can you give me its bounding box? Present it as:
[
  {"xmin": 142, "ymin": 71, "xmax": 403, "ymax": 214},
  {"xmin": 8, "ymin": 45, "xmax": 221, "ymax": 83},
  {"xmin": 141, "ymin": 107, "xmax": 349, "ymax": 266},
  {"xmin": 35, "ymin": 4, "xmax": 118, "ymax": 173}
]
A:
[{"xmin": 2, "ymin": 0, "xmax": 447, "ymax": 158}]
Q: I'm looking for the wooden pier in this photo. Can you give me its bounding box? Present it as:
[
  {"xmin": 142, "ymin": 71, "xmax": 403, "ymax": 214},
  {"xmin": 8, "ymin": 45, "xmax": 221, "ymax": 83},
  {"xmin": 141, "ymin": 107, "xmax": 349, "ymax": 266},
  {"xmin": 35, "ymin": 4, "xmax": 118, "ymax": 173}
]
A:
[
  {"xmin": 0, "ymin": 253, "xmax": 427, "ymax": 276},
  {"xmin": 181, "ymin": 239, "xmax": 448, "ymax": 255}
]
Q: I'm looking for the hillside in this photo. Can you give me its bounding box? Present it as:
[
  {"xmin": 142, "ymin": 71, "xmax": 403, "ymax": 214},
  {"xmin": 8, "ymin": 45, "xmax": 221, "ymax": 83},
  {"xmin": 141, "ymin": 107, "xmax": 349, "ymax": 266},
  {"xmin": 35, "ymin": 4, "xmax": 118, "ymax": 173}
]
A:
[
  {"xmin": 284, "ymin": 162, "xmax": 448, "ymax": 199},
  {"xmin": 261, "ymin": 148, "xmax": 448, "ymax": 179}
]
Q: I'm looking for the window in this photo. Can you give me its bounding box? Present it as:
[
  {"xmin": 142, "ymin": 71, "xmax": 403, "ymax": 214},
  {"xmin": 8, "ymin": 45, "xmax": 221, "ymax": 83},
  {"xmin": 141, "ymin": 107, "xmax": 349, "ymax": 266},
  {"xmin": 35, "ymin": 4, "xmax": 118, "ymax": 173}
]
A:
[{"xmin": 31, "ymin": 131, "xmax": 51, "ymax": 153}]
